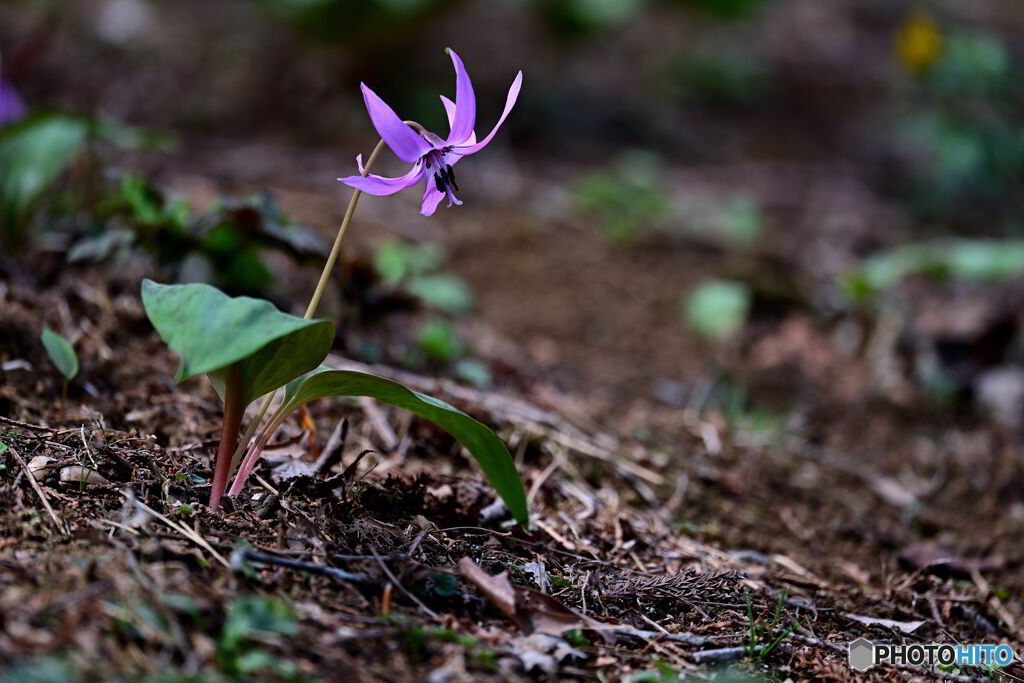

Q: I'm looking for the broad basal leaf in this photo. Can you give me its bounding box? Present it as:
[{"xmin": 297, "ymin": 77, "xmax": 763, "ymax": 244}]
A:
[
  {"xmin": 40, "ymin": 328, "xmax": 79, "ymax": 381},
  {"xmin": 281, "ymin": 366, "xmax": 529, "ymax": 525},
  {"xmin": 141, "ymin": 280, "xmax": 334, "ymax": 405}
]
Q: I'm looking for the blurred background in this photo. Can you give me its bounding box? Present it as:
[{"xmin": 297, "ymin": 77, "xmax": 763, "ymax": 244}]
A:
[
  {"xmin": 6, "ymin": 4, "xmax": 1024, "ymax": 665},
  {"xmin": 2, "ymin": 0, "xmax": 1024, "ymax": 431}
]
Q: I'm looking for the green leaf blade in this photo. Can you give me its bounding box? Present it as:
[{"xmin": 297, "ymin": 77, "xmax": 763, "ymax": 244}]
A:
[
  {"xmin": 141, "ymin": 280, "xmax": 334, "ymax": 405},
  {"xmin": 40, "ymin": 328, "xmax": 79, "ymax": 381},
  {"xmin": 283, "ymin": 367, "xmax": 529, "ymax": 525},
  {"xmin": 0, "ymin": 115, "xmax": 90, "ymax": 237}
]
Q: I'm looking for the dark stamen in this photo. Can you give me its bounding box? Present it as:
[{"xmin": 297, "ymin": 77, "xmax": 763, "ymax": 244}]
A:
[
  {"xmin": 445, "ymin": 165, "xmax": 459, "ymax": 192},
  {"xmin": 434, "ymin": 173, "xmax": 445, "ymax": 193}
]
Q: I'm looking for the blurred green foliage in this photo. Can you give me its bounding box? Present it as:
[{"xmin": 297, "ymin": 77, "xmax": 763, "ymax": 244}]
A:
[
  {"xmin": 671, "ymin": 50, "xmax": 773, "ymax": 107},
  {"xmin": 263, "ymin": 0, "xmax": 766, "ymax": 44},
  {"xmin": 0, "ymin": 656, "xmax": 76, "ymax": 683},
  {"xmin": 536, "ymin": 0, "xmax": 766, "ymax": 36},
  {"xmin": 70, "ymin": 174, "xmax": 328, "ymax": 295},
  {"xmin": 897, "ymin": 28, "xmax": 1024, "ymax": 230},
  {"xmin": 684, "ymin": 278, "xmax": 751, "ymax": 340},
  {"xmin": 675, "ymin": 193, "xmax": 762, "ymax": 247},
  {"xmin": 373, "ymin": 240, "xmax": 473, "ymax": 315},
  {"xmin": 259, "ymin": 0, "xmax": 451, "ymax": 43},
  {"xmin": 536, "ymin": 0, "xmax": 645, "ymax": 34},
  {"xmin": 0, "ymin": 115, "xmax": 87, "ymax": 243},
  {"xmin": 844, "ymin": 238, "xmax": 1024, "ymax": 303},
  {"xmin": 218, "ymin": 595, "xmax": 301, "ymax": 679},
  {"xmin": 0, "ymin": 113, "xmax": 169, "ymax": 247},
  {"xmin": 372, "ymin": 239, "xmax": 489, "ymax": 381},
  {"xmin": 573, "ymin": 150, "xmax": 668, "ymax": 244},
  {"xmin": 675, "ymin": 0, "xmax": 766, "ymax": 19},
  {"xmin": 416, "ymin": 317, "xmax": 463, "ymax": 362},
  {"xmin": 627, "ymin": 661, "xmax": 763, "ymax": 682}
]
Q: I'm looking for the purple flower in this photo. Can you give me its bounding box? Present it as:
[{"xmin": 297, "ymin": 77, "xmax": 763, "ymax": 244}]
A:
[
  {"xmin": 0, "ymin": 77, "xmax": 25, "ymax": 126},
  {"xmin": 339, "ymin": 48, "xmax": 522, "ymax": 216}
]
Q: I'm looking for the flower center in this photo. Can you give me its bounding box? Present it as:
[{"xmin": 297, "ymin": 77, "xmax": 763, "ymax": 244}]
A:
[{"xmin": 425, "ymin": 148, "xmax": 459, "ymax": 197}]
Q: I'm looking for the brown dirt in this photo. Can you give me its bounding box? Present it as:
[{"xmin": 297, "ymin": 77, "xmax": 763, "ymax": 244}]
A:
[{"xmin": 2, "ymin": 216, "xmax": 1023, "ymax": 681}]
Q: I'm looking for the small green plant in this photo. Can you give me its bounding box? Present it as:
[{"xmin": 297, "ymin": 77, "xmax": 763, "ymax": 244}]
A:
[
  {"xmin": 744, "ymin": 593, "xmax": 804, "ymax": 662},
  {"xmin": 683, "ymin": 278, "xmax": 751, "ymax": 340},
  {"xmin": 40, "ymin": 327, "xmax": 79, "ymax": 411},
  {"xmin": 142, "ymin": 49, "xmax": 529, "ymax": 524},
  {"xmin": 573, "ymin": 150, "xmax": 668, "ymax": 244},
  {"xmin": 373, "ymin": 239, "xmax": 473, "ymax": 315},
  {"xmin": 415, "ymin": 317, "xmax": 463, "ymax": 362}
]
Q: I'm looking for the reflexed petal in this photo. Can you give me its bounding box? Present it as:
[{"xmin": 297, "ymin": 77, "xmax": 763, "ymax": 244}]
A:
[
  {"xmin": 445, "ymin": 48, "xmax": 476, "ymax": 146},
  {"xmin": 420, "ymin": 183, "xmax": 445, "ymax": 216},
  {"xmin": 440, "ymin": 96, "xmax": 476, "ymax": 146},
  {"xmin": 360, "ymin": 83, "xmax": 432, "ymax": 163},
  {"xmin": 442, "ymin": 150, "xmax": 465, "ymax": 168},
  {"xmin": 339, "ymin": 163, "xmax": 425, "ymax": 196},
  {"xmin": 452, "ymin": 71, "xmax": 522, "ymax": 156}
]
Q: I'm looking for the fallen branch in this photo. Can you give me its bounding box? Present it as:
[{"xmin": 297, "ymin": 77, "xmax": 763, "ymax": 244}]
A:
[
  {"xmin": 230, "ymin": 547, "xmax": 373, "ymax": 584},
  {"xmin": 0, "ymin": 415, "xmax": 56, "ymax": 433}
]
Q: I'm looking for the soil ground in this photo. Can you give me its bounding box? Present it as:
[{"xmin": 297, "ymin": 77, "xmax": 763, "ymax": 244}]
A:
[{"xmin": 2, "ymin": 0, "xmax": 1024, "ymax": 681}]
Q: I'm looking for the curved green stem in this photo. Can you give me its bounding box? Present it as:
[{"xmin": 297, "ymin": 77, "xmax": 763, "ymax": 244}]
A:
[
  {"xmin": 304, "ymin": 137, "xmax": 388, "ymax": 319},
  {"xmin": 225, "ymin": 137, "xmax": 389, "ymax": 490}
]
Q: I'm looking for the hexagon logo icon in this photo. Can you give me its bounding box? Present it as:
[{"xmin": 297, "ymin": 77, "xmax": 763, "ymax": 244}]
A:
[{"xmin": 849, "ymin": 638, "xmax": 875, "ymax": 672}]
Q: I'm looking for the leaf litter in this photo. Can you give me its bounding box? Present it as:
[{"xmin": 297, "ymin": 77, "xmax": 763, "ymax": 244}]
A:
[{"xmin": 1, "ymin": 250, "xmax": 1023, "ymax": 681}]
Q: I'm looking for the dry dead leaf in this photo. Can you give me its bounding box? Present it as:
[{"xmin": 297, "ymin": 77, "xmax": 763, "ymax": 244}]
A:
[
  {"xmin": 457, "ymin": 556, "xmax": 517, "ymax": 620},
  {"xmin": 845, "ymin": 613, "xmax": 925, "ymax": 633},
  {"xmin": 59, "ymin": 466, "xmax": 109, "ymax": 487}
]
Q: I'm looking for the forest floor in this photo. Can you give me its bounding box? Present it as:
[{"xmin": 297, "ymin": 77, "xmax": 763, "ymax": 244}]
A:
[
  {"xmin": 2, "ymin": 0, "xmax": 1024, "ymax": 680},
  {"xmin": 2, "ymin": 150, "xmax": 1024, "ymax": 682}
]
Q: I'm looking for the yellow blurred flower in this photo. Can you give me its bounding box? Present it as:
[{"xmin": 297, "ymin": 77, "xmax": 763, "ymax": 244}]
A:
[{"xmin": 896, "ymin": 9, "xmax": 941, "ymax": 74}]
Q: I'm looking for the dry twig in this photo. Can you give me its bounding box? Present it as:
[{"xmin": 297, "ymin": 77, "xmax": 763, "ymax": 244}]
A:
[{"xmin": 8, "ymin": 443, "xmax": 67, "ymax": 534}]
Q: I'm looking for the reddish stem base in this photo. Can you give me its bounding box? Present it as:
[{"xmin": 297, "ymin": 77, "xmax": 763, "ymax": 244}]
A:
[{"xmin": 209, "ymin": 363, "xmax": 244, "ymax": 510}]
